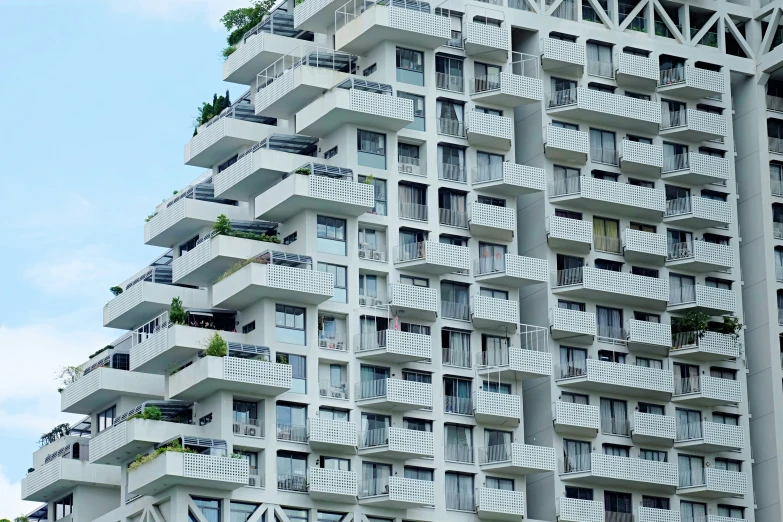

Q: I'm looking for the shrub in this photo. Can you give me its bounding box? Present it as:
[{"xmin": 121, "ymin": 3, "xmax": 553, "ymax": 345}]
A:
[
  {"xmin": 205, "ymin": 332, "xmax": 228, "ymax": 357},
  {"xmin": 88, "ymin": 345, "xmax": 113, "ymax": 359},
  {"xmin": 294, "ymin": 167, "xmax": 312, "ymax": 175},
  {"xmin": 714, "ymin": 315, "xmax": 743, "ymax": 340},
  {"xmin": 671, "ymin": 310, "xmax": 710, "ymax": 336},
  {"xmin": 194, "ymin": 90, "xmax": 231, "ymax": 132},
  {"xmin": 145, "ymin": 212, "xmax": 157, "ymax": 223},
  {"xmin": 127, "ymin": 405, "xmax": 163, "ymax": 422},
  {"xmin": 170, "ymin": 297, "xmax": 186, "ymax": 325},
  {"xmin": 222, "ymin": 45, "xmax": 237, "ymax": 59},
  {"xmin": 221, "ymin": 0, "xmax": 276, "ymax": 46},
  {"xmin": 110, "ymin": 286, "xmax": 123, "ymax": 296},
  {"xmin": 213, "ymin": 214, "xmax": 232, "ymax": 235},
  {"xmin": 128, "ymin": 441, "xmax": 196, "ymax": 472},
  {"xmin": 56, "ymin": 365, "xmax": 82, "ymax": 388},
  {"xmin": 215, "ymin": 257, "xmax": 267, "ymax": 283}
]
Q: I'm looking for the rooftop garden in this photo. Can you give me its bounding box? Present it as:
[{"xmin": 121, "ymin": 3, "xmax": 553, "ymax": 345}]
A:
[{"xmin": 220, "ymin": 0, "xmax": 276, "ymax": 58}]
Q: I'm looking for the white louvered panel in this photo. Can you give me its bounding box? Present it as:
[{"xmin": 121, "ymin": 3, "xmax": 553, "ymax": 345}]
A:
[
  {"xmin": 687, "ymin": 109, "xmax": 727, "ymax": 137},
  {"xmin": 106, "ymin": 283, "xmax": 144, "ymax": 324},
  {"xmin": 183, "ymin": 453, "xmax": 248, "ymax": 484},
  {"xmin": 309, "ymin": 417, "xmax": 357, "ymax": 447},
  {"xmin": 695, "ymin": 285, "xmax": 736, "ymax": 313},
  {"xmin": 256, "ymin": 72, "xmax": 294, "ymax": 114},
  {"xmin": 130, "ymin": 327, "xmax": 169, "ymax": 371},
  {"xmin": 268, "ymin": 264, "xmax": 334, "ymax": 297},
  {"xmin": 471, "ymin": 295, "xmax": 518, "ymax": 325},
  {"xmin": 424, "ymin": 241, "xmax": 470, "ymax": 271},
  {"xmin": 388, "ymin": 427, "xmax": 434, "ymax": 457},
  {"xmin": 172, "ymin": 238, "xmax": 212, "ymax": 282},
  {"xmin": 693, "ymin": 196, "xmax": 732, "ymax": 225},
  {"xmin": 701, "ymin": 375, "xmax": 742, "ymax": 404},
  {"xmin": 591, "ymin": 453, "xmax": 678, "ymax": 487},
  {"xmin": 620, "ymin": 140, "xmax": 663, "ymax": 168},
  {"xmin": 578, "ymin": 88, "xmax": 662, "ymax": 125},
  {"xmin": 581, "ymin": 176, "xmax": 666, "ymax": 213},
  {"xmin": 545, "ymin": 125, "xmax": 589, "ymax": 154},
  {"xmin": 502, "ymin": 163, "xmax": 546, "ymax": 191},
  {"xmin": 554, "ymin": 401, "xmax": 600, "ymax": 431},
  {"xmin": 224, "ymin": 33, "xmax": 266, "ymax": 78},
  {"xmin": 584, "ymin": 267, "xmax": 669, "ymax": 302},
  {"xmin": 506, "ymin": 254, "xmax": 548, "ymax": 283},
  {"xmin": 500, "ymin": 72, "xmax": 542, "ymax": 101},
  {"xmin": 617, "ymin": 52, "xmax": 658, "ymax": 81},
  {"xmin": 188, "ymin": 118, "xmax": 226, "ymax": 160},
  {"xmin": 638, "ymin": 507, "xmax": 681, "ymax": 522},
  {"xmin": 623, "ymin": 229, "xmax": 668, "ymax": 258},
  {"xmin": 542, "ymin": 38, "xmax": 586, "ymax": 66},
  {"xmin": 468, "ymin": 111, "xmax": 513, "ymax": 140},
  {"xmin": 309, "ymin": 467, "xmax": 357, "ymax": 496},
  {"xmin": 465, "ymin": 22, "xmax": 509, "ymax": 51},
  {"xmin": 89, "ymin": 422, "xmax": 128, "ymax": 463},
  {"xmin": 386, "ymin": 330, "xmax": 432, "ymax": 359},
  {"xmin": 349, "ymin": 89, "xmax": 414, "ymax": 121},
  {"xmin": 557, "ymin": 497, "xmax": 603, "ymax": 522},
  {"xmin": 223, "ymin": 357, "xmax": 293, "ymax": 389},
  {"xmin": 699, "ymin": 331, "xmax": 740, "ymax": 358},
  {"xmin": 387, "ymin": 378, "xmax": 432, "ymax": 408},
  {"xmin": 309, "ymin": 175, "xmax": 375, "ymax": 208},
  {"xmin": 512, "ymin": 443, "xmax": 556, "ymax": 471},
  {"xmin": 510, "ymin": 348, "xmax": 552, "ymax": 376},
  {"xmin": 389, "ymin": 476, "xmax": 434, "ymax": 504},
  {"xmin": 388, "ymin": 283, "xmax": 438, "ymax": 312},
  {"xmin": 550, "ymin": 307, "xmax": 597, "ymax": 336},
  {"xmin": 689, "ymin": 152, "xmax": 730, "ymax": 182},
  {"xmin": 703, "ymin": 421, "xmax": 744, "ymax": 449},
  {"xmin": 214, "ymin": 153, "xmax": 253, "ymax": 197},
  {"xmin": 24, "ymin": 459, "xmax": 62, "ymax": 498},
  {"xmin": 587, "ymin": 358, "xmax": 674, "ymax": 394},
  {"xmin": 293, "ymin": 0, "xmax": 325, "ymax": 27},
  {"xmin": 704, "ymin": 468, "xmax": 747, "ymax": 496},
  {"xmin": 145, "ymin": 199, "xmax": 186, "ymax": 243},
  {"xmin": 63, "ymin": 370, "xmax": 102, "ymax": 411},
  {"xmin": 686, "ymin": 65, "xmax": 725, "ymax": 94},
  {"xmin": 626, "ymin": 319, "xmax": 672, "ymax": 347},
  {"xmin": 389, "ymin": 6, "xmax": 451, "ymax": 38},
  {"xmin": 632, "ymin": 412, "xmax": 676, "ymax": 440},
  {"xmin": 471, "ymin": 203, "xmax": 515, "ymax": 230},
  {"xmin": 477, "ymin": 487, "xmax": 524, "ymax": 516},
  {"xmin": 475, "ymin": 390, "xmax": 521, "ymax": 419},
  {"xmin": 547, "ymin": 214, "xmax": 593, "ymax": 244},
  {"xmin": 694, "ymin": 241, "xmax": 734, "ymax": 269}
]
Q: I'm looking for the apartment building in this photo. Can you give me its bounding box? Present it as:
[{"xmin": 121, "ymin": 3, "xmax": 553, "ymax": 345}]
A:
[{"xmin": 20, "ymin": 0, "xmax": 777, "ymax": 520}]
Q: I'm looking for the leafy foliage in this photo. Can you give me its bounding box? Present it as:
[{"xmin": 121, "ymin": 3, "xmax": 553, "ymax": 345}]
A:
[
  {"xmin": 222, "ymin": 46, "xmax": 238, "ymax": 59},
  {"xmin": 714, "ymin": 315, "xmax": 744, "ymax": 340},
  {"xmin": 671, "ymin": 310, "xmax": 710, "ymax": 337},
  {"xmin": 110, "ymin": 286, "xmax": 123, "ymax": 296},
  {"xmin": 295, "ymin": 167, "xmax": 312, "ymax": 175},
  {"xmin": 205, "ymin": 332, "xmax": 229, "ymax": 357},
  {"xmin": 127, "ymin": 441, "xmax": 196, "ymax": 472},
  {"xmin": 126, "ymin": 405, "xmax": 163, "ymax": 422},
  {"xmin": 38, "ymin": 423, "xmax": 72, "ymax": 447},
  {"xmin": 56, "ymin": 365, "xmax": 82, "ymax": 388},
  {"xmin": 193, "ymin": 90, "xmax": 232, "ymax": 134},
  {"xmin": 213, "ymin": 214, "xmax": 280, "ymax": 244},
  {"xmin": 88, "ymin": 345, "xmax": 113, "ymax": 359},
  {"xmin": 145, "ymin": 212, "xmax": 158, "ymax": 223},
  {"xmin": 215, "ymin": 258, "xmax": 263, "ymax": 283},
  {"xmin": 213, "ymin": 214, "xmax": 233, "ymax": 235},
  {"xmin": 170, "ymin": 297, "xmax": 186, "ymax": 325},
  {"xmin": 15, "ymin": 517, "xmax": 30, "ymax": 522},
  {"xmin": 221, "ymin": 0, "xmax": 276, "ymax": 47}
]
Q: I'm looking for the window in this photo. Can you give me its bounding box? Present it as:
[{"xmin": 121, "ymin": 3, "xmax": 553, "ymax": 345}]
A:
[
  {"xmin": 593, "ymin": 217, "xmax": 620, "ymax": 253},
  {"xmin": 444, "ymin": 423, "xmax": 473, "ymax": 462},
  {"xmin": 565, "ymin": 486, "xmax": 593, "ymax": 500},
  {"xmin": 231, "ymin": 502, "xmax": 260, "ymax": 522},
  {"xmin": 626, "ymin": 91, "xmax": 651, "ymax": 101},
  {"xmin": 640, "ymin": 448, "xmax": 667, "ymax": 461},
  {"xmin": 317, "ymin": 215, "xmax": 347, "ymax": 255},
  {"xmin": 320, "ymin": 407, "xmax": 349, "ymax": 422},
  {"xmin": 218, "ymin": 154, "xmax": 238, "ymax": 173},
  {"xmin": 444, "ymin": 376, "xmax": 472, "ymax": 414},
  {"xmin": 480, "ymin": 287, "xmax": 508, "ymax": 300},
  {"xmin": 681, "ymin": 501, "xmax": 707, "ymax": 521},
  {"xmin": 717, "ymin": 505, "xmax": 744, "ymax": 518},
  {"xmin": 669, "ymin": 273, "xmax": 695, "ymax": 305},
  {"xmin": 437, "ymin": 100, "xmax": 465, "ymax": 137},
  {"xmin": 324, "ymin": 146, "xmax": 338, "ymax": 159},
  {"xmin": 662, "ymin": 99, "xmax": 686, "ymax": 129},
  {"xmin": 600, "ymin": 398, "xmax": 629, "ymax": 436},
  {"xmin": 396, "ymin": 47, "xmax": 424, "ymax": 85},
  {"xmin": 711, "ymin": 366, "xmax": 737, "ymax": 380},
  {"xmin": 442, "ymin": 329, "xmax": 471, "ymax": 368},
  {"xmin": 635, "ymin": 312, "xmax": 660, "ymax": 323},
  {"xmin": 592, "ymin": 170, "xmax": 618, "ymax": 182},
  {"xmin": 637, "ymin": 357, "xmax": 663, "ymax": 369},
  {"xmin": 561, "ymin": 392, "xmax": 589, "ymax": 404},
  {"xmin": 179, "ymin": 234, "xmax": 199, "ymax": 256},
  {"xmin": 642, "ymin": 497, "xmax": 670, "ymax": 510},
  {"xmin": 638, "ymin": 402, "xmax": 664, "ymax": 415},
  {"xmin": 193, "ymin": 498, "xmax": 221, "ymax": 522},
  {"xmin": 590, "ymin": 128, "xmax": 617, "ymax": 165},
  {"xmin": 629, "ymin": 177, "xmax": 655, "ymax": 189},
  {"xmin": 277, "ymin": 354, "xmax": 306, "ymax": 393},
  {"xmin": 399, "ymin": 143, "xmax": 422, "ymax": 175},
  {"xmin": 442, "ymin": 281, "xmax": 470, "ymax": 320},
  {"xmin": 477, "ymin": 195, "xmax": 505, "ymax": 207},
  {"xmin": 476, "ymin": 151, "xmax": 504, "ymax": 182},
  {"xmin": 439, "ymin": 189, "xmax": 468, "ymax": 227},
  {"xmin": 552, "ymin": 119, "xmax": 578, "ymax": 131},
  {"xmin": 595, "ymin": 259, "xmax": 622, "ymax": 271},
  {"xmin": 401, "ymin": 275, "xmax": 428, "ymax": 287},
  {"xmin": 445, "ymin": 472, "xmax": 474, "ymax": 510},
  {"xmin": 586, "ymin": 43, "xmax": 613, "ymax": 77},
  {"xmin": 233, "ymin": 400, "xmax": 258, "ymax": 426},
  {"xmin": 318, "ymin": 263, "xmax": 347, "ymax": 303},
  {"xmin": 598, "ymin": 349, "xmax": 626, "ymax": 363},
  {"xmin": 399, "ymin": 183, "xmax": 428, "ymax": 221},
  {"xmin": 563, "ymin": 439, "xmax": 591, "ymax": 472},
  {"xmin": 715, "ymin": 458, "xmax": 742, "ymax": 472},
  {"xmin": 477, "ymin": 242, "xmax": 507, "ymax": 275},
  {"xmin": 474, "ymin": 62, "xmax": 502, "ymax": 92},
  {"xmin": 357, "ymin": 175, "xmax": 386, "ymax": 216},
  {"xmin": 403, "ymin": 369, "xmax": 432, "ymax": 384},
  {"xmin": 278, "ymin": 453, "xmax": 308, "ymax": 491},
  {"xmin": 559, "ymin": 346, "xmax": 588, "ymax": 378},
  {"xmin": 550, "ymin": 77, "xmax": 577, "ymax": 107},
  {"xmin": 436, "ymin": 54, "xmax": 465, "ymax": 92},
  {"xmin": 663, "ymin": 142, "xmax": 688, "ymax": 172},
  {"xmin": 706, "ymin": 277, "xmax": 732, "ymax": 290},
  {"xmin": 54, "ymin": 494, "xmax": 73, "ymax": 520},
  {"xmin": 398, "ymin": 92, "xmax": 425, "ymax": 131},
  {"xmin": 363, "ymin": 63, "xmax": 377, "ymax": 76},
  {"xmin": 404, "ymin": 466, "xmax": 433, "ymax": 482},
  {"xmin": 702, "ymin": 189, "xmax": 727, "ymax": 202},
  {"xmin": 361, "ymin": 462, "xmax": 392, "ymax": 496},
  {"xmin": 404, "ymin": 417, "xmax": 432, "ymax": 432},
  {"xmin": 241, "ymin": 321, "xmax": 255, "ymax": 334},
  {"xmin": 484, "ymin": 380, "xmax": 511, "ymax": 394},
  {"xmin": 630, "ymin": 222, "xmax": 656, "ymax": 233},
  {"xmin": 713, "ymin": 412, "xmax": 739, "ymax": 425},
  {"xmin": 474, "ymin": 106, "xmax": 502, "ymax": 116},
  {"xmin": 438, "ymin": 144, "xmax": 466, "ymax": 182},
  {"xmin": 632, "ymin": 266, "xmax": 659, "ymax": 278},
  {"xmin": 558, "ymin": 300, "xmax": 586, "ymax": 312},
  {"xmin": 604, "ymin": 491, "xmax": 632, "ymax": 519},
  {"xmin": 603, "ymin": 444, "xmax": 630, "ymax": 457},
  {"xmin": 97, "ymin": 405, "xmax": 116, "ymax": 432},
  {"xmin": 486, "ymin": 476, "xmax": 513, "ymax": 490},
  {"xmin": 283, "ymin": 508, "xmax": 309, "ymax": 522},
  {"xmin": 359, "ymin": 274, "xmax": 378, "ymax": 299},
  {"xmin": 588, "ymin": 82, "xmax": 614, "ymax": 93},
  {"xmin": 275, "ymin": 305, "xmax": 305, "ymax": 345},
  {"xmin": 555, "ymin": 208, "xmax": 582, "ymax": 220},
  {"xmin": 358, "ymin": 130, "xmax": 387, "ymax": 169},
  {"xmin": 556, "ymin": 254, "xmax": 584, "ymax": 283},
  {"xmin": 678, "ymin": 454, "xmax": 705, "ymax": 487},
  {"xmin": 276, "ymin": 402, "xmax": 307, "ymax": 442}
]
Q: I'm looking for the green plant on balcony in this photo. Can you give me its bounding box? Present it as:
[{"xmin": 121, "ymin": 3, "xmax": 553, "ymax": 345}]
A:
[
  {"xmin": 193, "ymin": 91, "xmax": 231, "ymax": 135},
  {"xmin": 714, "ymin": 315, "xmax": 743, "ymax": 340},
  {"xmin": 213, "ymin": 214, "xmax": 281, "ymax": 244},
  {"xmin": 205, "ymin": 332, "xmax": 228, "ymax": 357},
  {"xmin": 88, "ymin": 345, "xmax": 113, "ymax": 359},
  {"xmin": 215, "ymin": 257, "xmax": 265, "ymax": 283},
  {"xmin": 128, "ymin": 441, "xmax": 196, "ymax": 472},
  {"xmin": 671, "ymin": 310, "xmax": 710, "ymax": 346},
  {"xmin": 144, "ymin": 212, "xmax": 158, "ymax": 223},
  {"xmin": 363, "ymin": 174, "xmax": 375, "ymax": 184},
  {"xmin": 56, "ymin": 365, "xmax": 83, "ymax": 392},
  {"xmin": 295, "ymin": 167, "xmax": 312, "ymax": 175},
  {"xmin": 14, "ymin": 516, "xmax": 30, "ymax": 522},
  {"xmin": 223, "ymin": 45, "xmax": 237, "ymax": 59},
  {"xmin": 38, "ymin": 423, "xmax": 72, "ymax": 447},
  {"xmin": 170, "ymin": 297, "xmax": 186, "ymax": 325},
  {"xmin": 110, "ymin": 286, "xmax": 123, "ymax": 296},
  {"xmin": 221, "ymin": 0, "xmax": 276, "ymax": 47},
  {"xmin": 126, "ymin": 405, "xmax": 163, "ymax": 422}
]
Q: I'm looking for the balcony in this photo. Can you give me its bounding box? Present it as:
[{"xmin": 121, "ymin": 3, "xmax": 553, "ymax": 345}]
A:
[
  {"xmin": 388, "ymin": 283, "xmax": 438, "ymax": 321},
  {"xmin": 472, "ymin": 163, "xmax": 545, "ymax": 196},
  {"xmin": 334, "ymin": 0, "xmax": 450, "ymax": 54},
  {"xmin": 399, "ymin": 154, "xmax": 425, "ymax": 177},
  {"xmin": 358, "ymin": 476, "xmax": 434, "ymax": 508},
  {"xmin": 544, "ymin": 124, "xmax": 589, "ymax": 163},
  {"xmin": 626, "ymin": 319, "xmax": 672, "ymax": 356},
  {"xmin": 546, "ymin": 88, "xmax": 662, "ymax": 134},
  {"xmin": 475, "ymin": 346, "xmax": 553, "ymax": 380},
  {"xmin": 89, "ymin": 416, "xmax": 202, "ymax": 465},
  {"xmin": 658, "ymin": 65, "xmax": 725, "ymax": 99},
  {"xmin": 670, "ymin": 330, "xmax": 739, "ymax": 362},
  {"xmin": 557, "ymin": 497, "xmax": 604, "ymax": 522},
  {"xmin": 172, "ymin": 234, "xmax": 271, "ymax": 287},
  {"xmin": 127, "ymin": 451, "xmax": 248, "ymax": 497},
  {"xmin": 103, "ymin": 281, "xmax": 208, "ymax": 330},
  {"xmin": 555, "ymin": 358, "xmax": 674, "ymax": 400},
  {"xmin": 677, "ymin": 467, "xmax": 747, "ymax": 499},
  {"xmin": 168, "ymin": 355, "xmax": 292, "ymax": 401},
  {"xmin": 296, "ymin": 80, "xmax": 414, "ymax": 136},
  {"xmin": 475, "ymin": 254, "xmax": 548, "ymax": 287},
  {"xmin": 255, "ymin": 170, "xmax": 375, "ymax": 222},
  {"xmin": 463, "ymin": 22, "xmax": 509, "ymax": 62},
  {"xmin": 61, "ymin": 367, "xmax": 165, "ymax": 415},
  {"xmin": 213, "ymin": 134, "xmax": 320, "ymax": 200},
  {"xmin": 638, "ymin": 507, "xmax": 680, "ymax": 522},
  {"xmin": 667, "ymin": 240, "xmax": 734, "ymax": 272},
  {"xmin": 476, "ymin": 487, "xmax": 525, "ymax": 521},
  {"xmin": 479, "ymin": 443, "xmax": 556, "ymax": 474},
  {"xmin": 308, "ymin": 467, "xmax": 358, "ymax": 503},
  {"xmin": 622, "ymin": 229, "xmax": 667, "ymax": 265},
  {"xmin": 469, "ymin": 203, "xmax": 515, "ymax": 241},
  {"xmin": 393, "ymin": 240, "xmax": 470, "ymax": 275},
  {"xmin": 672, "ymin": 375, "xmax": 741, "ymax": 406},
  {"xmin": 552, "ymin": 267, "xmax": 670, "ymax": 310},
  {"xmin": 223, "ymin": 15, "xmax": 306, "ymax": 84},
  {"xmin": 354, "ymin": 329, "xmax": 432, "ymax": 363},
  {"xmin": 674, "ymin": 421, "xmax": 744, "ymax": 452},
  {"xmin": 549, "ymin": 176, "xmax": 665, "ymax": 221},
  {"xmin": 668, "ymin": 285, "xmax": 736, "ymax": 315},
  {"xmin": 358, "ymin": 426, "xmax": 434, "ymax": 459},
  {"xmin": 130, "ymin": 324, "xmax": 256, "ymax": 374},
  {"xmin": 540, "ymin": 38, "xmax": 585, "ymax": 77},
  {"xmin": 549, "ymin": 307, "xmax": 596, "ymax": 344},
  {"xmin": 185, "ymin": 115, "xmax": 275, "ymax": 168},
  {"xmin": 553, "ymin": 400, "xmax": 600, "ymax": 437},
  {"xmin": 145, "ymin": 198, "xmax": 248, "ymax": 248},
  {"xmin": 561, "ymin": 453, "xmax": 678, "ymax": 493},
  {"xmin": 21, "ymin": 457, "xmax": 121, "ymax": 502},
  {"xmin": 660, "ymin": 109, "xmax": 727, "ymax": 142},
  {"xmin": 546, "ymin": 215, "xmax": 593, "ymax": 253},
  {"xmin": 255, "ymin": 45, "xmax": 354, "ymax": 118},
  {"xmin": 212, "ymin": 251, "xmax": 334, "ymax": 308},
  {"xmin": 471, "ymin": 295, "xmax": 518, "ymax": 331},
  {"xmin": 631, "ymin": 412, "xmax": 676, "ymax": 446},
  {"xmin": 470, "ymin": 70, "xmax": 542, "ymax": 108},
  {"xmin": 473, "ymin": 390, "xmax": 521, "ymax": 426},
  {"xmin": 466, "ymin": 111, "xmax": 513, "ymax": 150},
  {"xmin": 664, "ymin": 196, "xmax": 732, "ymax": 229},
  {"xmin": 619, "ymin": 139, "xmax": 663, "ymax": 177},
  {"xmin": 661, "ymin": 152, "xmax": 730, "ymax": 186},
  {"xmin": 355, "ymin": 378, "xmax": 432, "ymax": 411},
  {"xmin": 308, "ymin": 417, "xmax": 357, "ymax": 453},
  {"xmin": 615, "ymin": 52, "xmax": 658, "ymax": 90}
]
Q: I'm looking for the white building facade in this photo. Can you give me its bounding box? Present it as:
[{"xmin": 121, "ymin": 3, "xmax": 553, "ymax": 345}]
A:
[{"xmin": 23, "ymin": 0, "xmax": 783, "ymax": 520}]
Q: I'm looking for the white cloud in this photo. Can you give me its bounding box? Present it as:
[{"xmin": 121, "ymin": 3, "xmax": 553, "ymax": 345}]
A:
[
  {"xmin": 0, "ymin": 467, "xmax": 39, "ymax": 520},
  {"xmin": 107, "ymin": 0, "xmax": 252, "ymax": 28}
]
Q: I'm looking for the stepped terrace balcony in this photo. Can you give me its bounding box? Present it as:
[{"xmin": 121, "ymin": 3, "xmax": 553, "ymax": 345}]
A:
[
  {"xmin": 552, "ymin": 266, "xmax": 669, "ymax": 310},
  {"xmin": 354, "ymin": 329, "xmax": 432, "ymax": 363},
  {"xmin": 256, "ymin": 164, "xmax": 375, "ymax": 221},
  {"xmin": 540, "ymin": 37, "xmax": 585, "ymax": 77},
  {"xmin": 660, "ymin": 109, "xmax": 727, "ymax": 142},
  {"xmin": 615, "ymin": 52, "xmax": 659, "ymax": 90},
  {"xmin": 393, "ymin": 240, "xmax": 470, "ymax": 275},
  {"xmin": 358, "ymin": 426, "xmax": 434, "ymax": 459},
  {"xmin": 61, "ymin": 365, "xmax": 165, "ymax": 415},
  {"xmin": 469, "ymin": 53, "xmax": 542, "ymax": 107},
  {"xmin": 658, "ymin": 65, "xmax": 725, "ymax": 99},
  {"xmin": 334, "ymin": 0, "xmax": 450, "ymax": 54},
  {"xmin": 555, "ymin": 358, "xmax": 674, "ymax": 400},
  {"xmin": 549, "ymin": 176, "xmax": 665, "ymax": 221},
  {"xmin": 546, "ymin": 87, "xmax": 662, "ymax": 134},
  {"xmin": 213, "ymin": 251, "xmax": 334, "ymax": 308}
]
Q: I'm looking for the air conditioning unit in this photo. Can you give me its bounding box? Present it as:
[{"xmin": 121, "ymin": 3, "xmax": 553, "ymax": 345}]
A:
[
  {"xmin": 336, "ymin": 342, "xmax": 345, "ymax": 351},
  {"xmin": 319, "ymin": 339, "xmax": 328, "ymax": 348},
  {"xmin": 373, "ymin": 252, "xmax": 381, "ymax": 260},
  {"xmin": 247, "ymin": 427, "xmax": 257, "ymax": 437},
  {"xmin": 233, "ymin": 423, "xmax": 240, "ymax": 433},
  {"xmin": 359, "ymin": 250, "xmax": 366, "ymax": 258},
  {"xmin": 359, "ymin": 297, "xmax": 367, "ymax": 306},
  {"xmin": 332, "ymin": 391, "xmax": 346, "ymax": 399},
  {"xmin": 404, "ymin": 165, "xmax": 412, "ymax": 173},
  {"xmin": 248, "ymin": 478, "xmax": 257, "ymax": 487}
]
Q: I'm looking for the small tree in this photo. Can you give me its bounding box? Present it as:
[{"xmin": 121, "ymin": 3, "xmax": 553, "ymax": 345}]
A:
[
  {"xmin": 110, "ymin": 286, "xmax": 123, "ymax": 296},
  {"xmin": 715, "ymin": 315, "xmax": 743, "ymax": 340},
  {"xmin": 169, "ymin": 297, "xmax": 186, "ymax": 325},
  {"xmin": 221, "ymin": 0, "xmax": 277, "ymax": 46},
  {"xmin": 214, "ymin": 214, "xmax": 233, "ymax": 236},
  {"xmin": 56, "ymin": 365, "xmax": 82, "ymax": 388},
  {"xmin": 671, "ymin": 310, "xmax": 711, "ymax": 346},
  {"xmin": 205, "ymin": 332, "xmax": 228, "ymax": 357}
]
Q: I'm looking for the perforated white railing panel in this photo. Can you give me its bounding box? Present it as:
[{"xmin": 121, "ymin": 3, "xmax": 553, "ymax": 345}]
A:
[
  {"xmin": 309, "ymin": 417, "xmax": 357, "ymax": 447},
  {"xmin": 578, "ymin": 88, "xmax": 661, "ymax": 125},
  {"xmin": 617, "ymin": 53, "xmax": 658, "ymax": 81},
  {"xmin": 703, "ymin": 421, "xmax": 744, "ymax": 449},
  {"xmin": 701, "ymin": 375, "xmax": 742, "ymax": 404},
  {"xmin": 309, "ymin": 467, "xmax": 357, "ymax": 495},
  {"xmin": 689, "ymin": 152, "xmax": 730, "ymax": 182},
  {"xmin": 387, "ymin": 378, "xmax": 432, "ymax": 408},
  {"xmin": 550, "ymin": 307, "xmax": 597, "ymax": 336},
  {"xmin": 554, "ymin": 401, "xmax": 600, "ymax": 430},
  {"xmin": 687, "ymin": 109, "xmax": 727, "ymax": 137},
  {"xmin": 183, "ymin": 453, "xmax": 248, "ymax": 484},
  {"xmin": 581, "ymin": 176, "xmax": 665, "ymax": 212},
  {"xmin": 386, "ymin": 330, "xmax": 432, "ymax": 359},
  {"xmin": 389, "ymin": 476, "xmax": 434, "ymax": 504},
  {"xmin": 389, "ymin": 6, "xmax": 451, "ymax": 38},
  {"xmin": 699, "ymin": 331, "xmax": 739, "ymax": 358},
  {"xmin": 309, "ymin": 175, "xmax": 375, "ymax": 208},
  {"xmin": 468, "ymin": 111, "xmax": 513, "ymax": 140},
  {"xmin": 623, "ymin": 229, "xmax": 667, "ymax": 258},
  {"xmin": 542, "ymin": 38, "xmax": 586, "ymax": 66},
  {"xmin": 638, "ymin": 506, "xmax": 681, "ymax": 522},
  {"xmin": 547, "ymin": 214, "xmax": 593, "ymax": 244},
  {"xmin": 350, "ymin": 89, "xmax": 414, "ymax": 122},
  {"xmin": 388, "ymin": 427, "xmax": 434, "ymax": 456},
  {"xmin": 269, "ymin": 264, "xmax": 334, "ymax": 297},
  {"xmin": 546, "ymin": 125, "xmax": 589, "ymax": 154},
  {"xmin": 686, "ymin": 65, "xmax": 725, "ymax": 94},
  {"xmin": 695, "ymin": 284, "xmax": 736, "ymax": 313},
  {"xmin": 591, "ymin": 453, "xmax": 678, "ymax": 486},
  {"xmin": 471, "ymin": 203, "xmax": 515, "ymax": 230},
  {"xmin": 389, "ymin": 283, "xmax": 438, "ymax": 312},
  {"xmin": 557, "ymin": 497, "xmax": 603, "ymax": 522},
  {"xmin": 512, "ymin": 443, "xmax": 556, "ymax": 471},
  {"xmin": 465, "ymin": 22, "xmax": 509, "ymax": 51},
  {"xmin": 424, "ymin": 241, "xmax": 470, "ymax": 271},
  {"xmin": 471, "ymin": 295, "xmax": 518, "ymax": 325},
  {"xmin": 500, "ymin": 72, "xmax": 542, "ymax": 101},
  {"xmin": 477, "ymin": 487, "xmax": 524, "ymax": 515},
  {"xmin": 627, "ymin": 319, "xmax": 672, "ymax": 347},
  {"xmin": 510, "ymin": 348, "xmax": 552, "ymax": 376},
  {"xmin": 587, "ymin": 358, "xmax": 674, "ymax": 394},
  {"xmin": 694, "ymin": 241, "xmax": 734, "ymax": 269},
  {"xmin": 506, "ymin": 254, "xmax": 548, "ymax": 283},
  {"xmin": 584, "ymin": 267, "xmax": 669, "ymax": 302},
  {"xmin": 475, "ymin": 390, "xmax": 521, "ymax": 419},
  {"xmin": 704, "ymin": 467, "xmax": 747, "ymax": 495},
  {"xmin": 621, "ymin": 140, "xmax": 663, "ymax": 168},
  {"xmin": 693, "ymin": 197, "xmax": 732, "ymax": 225},
  {"xmin": 632, "ymin": 412, "xmax": 676, "ymax": 440},
  {"xmin": 223, "ymin": 357, "xmax": 293, "ymax": 390}
]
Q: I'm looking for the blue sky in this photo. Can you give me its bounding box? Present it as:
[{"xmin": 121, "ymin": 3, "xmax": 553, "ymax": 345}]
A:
[{"xmin": 0, "ymin": 0, "xmax": 250, "ymax": 515}]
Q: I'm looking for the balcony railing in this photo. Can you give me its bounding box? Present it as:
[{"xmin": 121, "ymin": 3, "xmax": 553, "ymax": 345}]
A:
[
  {"xmin": 277, "ymin": 423, "xmax": 308, "ymax": 443},
  {"xmin": 439, "ymin": 208, "xmax": 469, "ymax": 228},
  {"xmin": 437, "ymin": 72, "xmax": 464, "ymax": 93},
  {"xmin": 443, "ymin": 348, "xmax": 472, "ymax": 368},
  {"xmin": 399, "ymin": 155, "xmax": 424, "ymax": 176},
  {"xmin": 444, "ymin": 394, "xmax": 473, "ymax": 415},
  {"xmin": 438, "ymin": 162, "xmax": 467, "ymax": 183},
  {"xmin": 442, "ymin": 300, "xmax": 471, "ymax": 321},
  {"xmin": 399, "ymin": 201, "xmax": 428, "ymax": 221},
  {"xmin": 591, "ymin": 146, "xmax": 619, "ymax": 166},
  {"xmin": 438, "ymin": 118, "xmax": 466, "ymax": 137},
  {"xmin": 768, "ymin": 94, "xmax": 783, "ymax": 113},
  {"xmin": 445, "ymin": 443, "xmax": 475, "ymax": 463}
]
